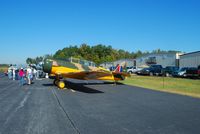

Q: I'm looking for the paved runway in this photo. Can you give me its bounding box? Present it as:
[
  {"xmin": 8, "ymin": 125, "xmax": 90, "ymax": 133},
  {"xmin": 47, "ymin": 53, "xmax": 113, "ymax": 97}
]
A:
[
  {"xmin": 0, "ymin": 75, "xmax": 200, "ymax": 134},
  {"xmin": 0, "ymin": 73, "xmax": 5, "ymax": 78}
]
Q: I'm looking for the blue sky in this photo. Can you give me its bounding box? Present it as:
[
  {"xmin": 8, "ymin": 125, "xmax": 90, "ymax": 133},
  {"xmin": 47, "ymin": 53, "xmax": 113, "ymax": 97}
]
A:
[{"xmin": 0, "ymin": 0, "xmax": 200, "ymax": 64}]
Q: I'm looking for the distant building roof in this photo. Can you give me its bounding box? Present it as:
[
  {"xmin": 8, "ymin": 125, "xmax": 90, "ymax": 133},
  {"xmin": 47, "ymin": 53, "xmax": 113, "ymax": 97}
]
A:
[
  {"xmin": 180, "ymin": 51, "xmax": 200, "ymax": 56},
  {"xmin": 137, "ymin": 52, "xmax": 181, "ymax": 59}
]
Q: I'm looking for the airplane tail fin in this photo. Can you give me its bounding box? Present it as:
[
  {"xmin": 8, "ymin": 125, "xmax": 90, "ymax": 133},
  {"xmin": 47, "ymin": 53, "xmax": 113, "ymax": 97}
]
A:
[
  {"xmin": 114, "ymin": 64, "xmax": 123, "ymax": 72},
  {"xmin": 112, "ymin": 63, "xmax": 130, "ymax": 81}
]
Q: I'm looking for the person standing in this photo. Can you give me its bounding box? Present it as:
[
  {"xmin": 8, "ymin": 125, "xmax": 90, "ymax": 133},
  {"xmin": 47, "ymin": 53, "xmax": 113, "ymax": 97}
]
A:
[
  {"xmin": 36, "ymin": 69, "xmax": 39, "ymax": 80},
  {"xmin": 33, "ymin": 68, "xmax": 37, "ymax": 80},
  {"xmin": 26, "ymin": 66, "xmax": 32, "ymax": 85},
  {"xmin": 19, "ymin": 68, "xmax": 25, "ymax": 86},
  {"xmin": 8, "ymin": 66, "xmax": 12, "ymax": 79},
  {"xmin": 12, "ymin": 68, "xmax": 16, "ymax": 80}
]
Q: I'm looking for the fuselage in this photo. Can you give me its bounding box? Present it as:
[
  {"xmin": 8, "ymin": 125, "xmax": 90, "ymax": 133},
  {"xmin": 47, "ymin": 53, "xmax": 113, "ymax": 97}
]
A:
[{"xmin": 43, "ymin": 59, "xmax": 127, "ymax": 81}]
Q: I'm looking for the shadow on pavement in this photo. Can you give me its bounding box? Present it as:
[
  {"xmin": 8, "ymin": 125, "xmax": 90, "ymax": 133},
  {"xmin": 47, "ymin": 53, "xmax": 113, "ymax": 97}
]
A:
[
  {"xmin": 66, "ymin": 81, "xmax": 104, "ymax": 93},
  {"xmin": 43, "ymin": 80, "xmax": 108, "ymax": 93},
  {"xmin": 43, "ymin": 83, "xmax": 54, "ymax": 86}
]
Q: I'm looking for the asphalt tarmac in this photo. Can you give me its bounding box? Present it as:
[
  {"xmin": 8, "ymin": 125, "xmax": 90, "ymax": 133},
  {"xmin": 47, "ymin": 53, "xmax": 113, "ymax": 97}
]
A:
[{"xmin": 0, "ymin": 74, "xmax": 200, "ymax": 134}]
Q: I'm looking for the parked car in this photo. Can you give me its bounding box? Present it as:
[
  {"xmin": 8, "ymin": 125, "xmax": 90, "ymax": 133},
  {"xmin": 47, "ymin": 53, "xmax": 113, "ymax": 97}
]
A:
[
  {"xmin": 198, "ymin": 65, "xmax": 200, "ymax": 76},
  {"xmin": 162, "ymin": 66, "xmax": 179, "ymax": 77},
  {"xmin": 150, "ymin": 65, "xmax": 163, "ymax": 76},
  {"xmin": 109, "ymin": 66, "xmax": 116, "ymax": 71},
  {"xmin": 136, "ymin": 65, "xmax": 163, "ymax": 76},
  {"xmin": 136, "ymin": 67, "xmax": 152, "ymax": 75},
  {"xmin": 172, "ymin": 67, "xmax": 188, "ymax": 77},
  {"xmin": 185, "ymin": 67, "xmax": 199, "ymax": 78},
  {"xmin": 173, "ymin": 67, "xmax": 200, "ymax": 78},
  {"xmin": 127, "ymin": 66, "xmax": 142, "ymax": 74}
]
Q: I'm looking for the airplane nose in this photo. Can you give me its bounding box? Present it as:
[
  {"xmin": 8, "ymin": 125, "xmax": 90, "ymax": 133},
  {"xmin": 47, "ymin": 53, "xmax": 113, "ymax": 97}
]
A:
[{"xmin": 43, "ymin": 59, "xmax": 53, "ymax": 74}]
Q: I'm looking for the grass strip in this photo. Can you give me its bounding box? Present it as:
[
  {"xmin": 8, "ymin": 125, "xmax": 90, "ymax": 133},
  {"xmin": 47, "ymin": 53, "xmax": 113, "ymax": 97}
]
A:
[{"xmin": 122, "ymin": 75, "xmax": 200, "ymax": 98}]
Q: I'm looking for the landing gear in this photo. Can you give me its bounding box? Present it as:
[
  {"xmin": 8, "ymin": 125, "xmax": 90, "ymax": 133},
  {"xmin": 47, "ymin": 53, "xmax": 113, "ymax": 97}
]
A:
[
  {"xmin": 53, "ymin": 79, "xmax": 59, "ymax": 86},
  {"xmin": 58, "ymin": 81, "xmax": 65, "ymax": 89},
  {"xmin": 112, "ymin": 81, "xmax": 118, "ymax": 86},
  {"xmin": 53, "ymin": 79, "xmax": 65, "ymax": 89}
]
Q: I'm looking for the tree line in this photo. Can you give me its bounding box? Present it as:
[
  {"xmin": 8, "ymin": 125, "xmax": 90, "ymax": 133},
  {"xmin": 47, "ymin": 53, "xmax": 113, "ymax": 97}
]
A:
[
  {"xmin": 26, "ymin": 55, "xmax": 53, "ymax": 65},
  {"xmin": 26, "ymin": 44, "xmax": 180, "ymax": 65}
]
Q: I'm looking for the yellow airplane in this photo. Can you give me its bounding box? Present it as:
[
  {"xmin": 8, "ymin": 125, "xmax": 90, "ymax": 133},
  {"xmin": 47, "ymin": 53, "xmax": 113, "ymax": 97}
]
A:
[{"xmin": 43, "ymin": 59, "xmax": 130, "ymax": 89}]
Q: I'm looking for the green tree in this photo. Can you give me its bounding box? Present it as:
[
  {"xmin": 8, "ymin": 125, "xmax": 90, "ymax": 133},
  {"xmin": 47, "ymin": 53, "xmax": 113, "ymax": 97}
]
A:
[
  {"xmin": 52, "ymin": 44, "xmax": 181, "ymax": 65},
  {"xmin": 26, "ymin": 58, "xmax": 36, "ymax": 64}
]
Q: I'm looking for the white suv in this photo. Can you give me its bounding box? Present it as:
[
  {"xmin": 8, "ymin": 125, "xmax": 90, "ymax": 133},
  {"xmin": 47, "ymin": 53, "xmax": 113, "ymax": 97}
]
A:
[{"xmin": 127, "ymin": 66, "xmax": 141, "ymax": 74}]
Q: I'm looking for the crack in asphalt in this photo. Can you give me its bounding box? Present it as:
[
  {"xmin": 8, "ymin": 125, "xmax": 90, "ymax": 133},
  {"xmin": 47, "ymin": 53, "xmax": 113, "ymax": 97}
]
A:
[
  {"xmin": 52, "ymin": 89, "xmax": 81, "ymax": 134},
  {"xmin": 0, "ymin": 74, "xmax": 5, "ymax": 78},
  {"xmin": 3, "ymin": 91, "xmax": 31, "ymax": 126},
  {"xmin": 0, "ymin": 81, "xmax": 16, "ymax": 95}
]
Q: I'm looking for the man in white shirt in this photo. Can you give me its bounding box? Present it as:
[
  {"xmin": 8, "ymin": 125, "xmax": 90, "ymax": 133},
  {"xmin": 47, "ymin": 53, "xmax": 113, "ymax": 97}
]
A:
[
  {"xmin": 26, "ymin": 67, "xmax": 32, "ymax": 85},
  {"xmin": 12, "ymin": 68, "xmax": 15, "ymax": 80},
  {"xmin": 8, "ymin": 66, "xmax": 12, "ymax": 79}
]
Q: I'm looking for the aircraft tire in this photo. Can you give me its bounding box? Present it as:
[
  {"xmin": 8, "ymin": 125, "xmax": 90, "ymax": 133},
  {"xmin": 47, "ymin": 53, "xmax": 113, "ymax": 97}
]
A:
[{"xmin": 58, "ymin": 81, "xmax": 65, "ymax": 89}]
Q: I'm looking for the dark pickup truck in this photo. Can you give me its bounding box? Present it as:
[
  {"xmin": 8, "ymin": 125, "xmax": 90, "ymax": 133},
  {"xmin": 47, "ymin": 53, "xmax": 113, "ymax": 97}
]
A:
[
  {"xmin": 162, "ymin": 66, "xmax": 179, "ymax": 77},
  {"xmin": 136, "ymin": 65, "xmax": 163, "ymax": 76},
  {"xmin": 185, "ymin": 65, "xmax": 200, "ymax": 78}
]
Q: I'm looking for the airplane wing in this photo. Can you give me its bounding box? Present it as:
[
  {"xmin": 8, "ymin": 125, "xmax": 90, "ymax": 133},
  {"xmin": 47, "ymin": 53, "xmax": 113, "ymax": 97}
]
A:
[{"xmin": 55, "ymin": 70, "xmax": 130, "ymax": 81}]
